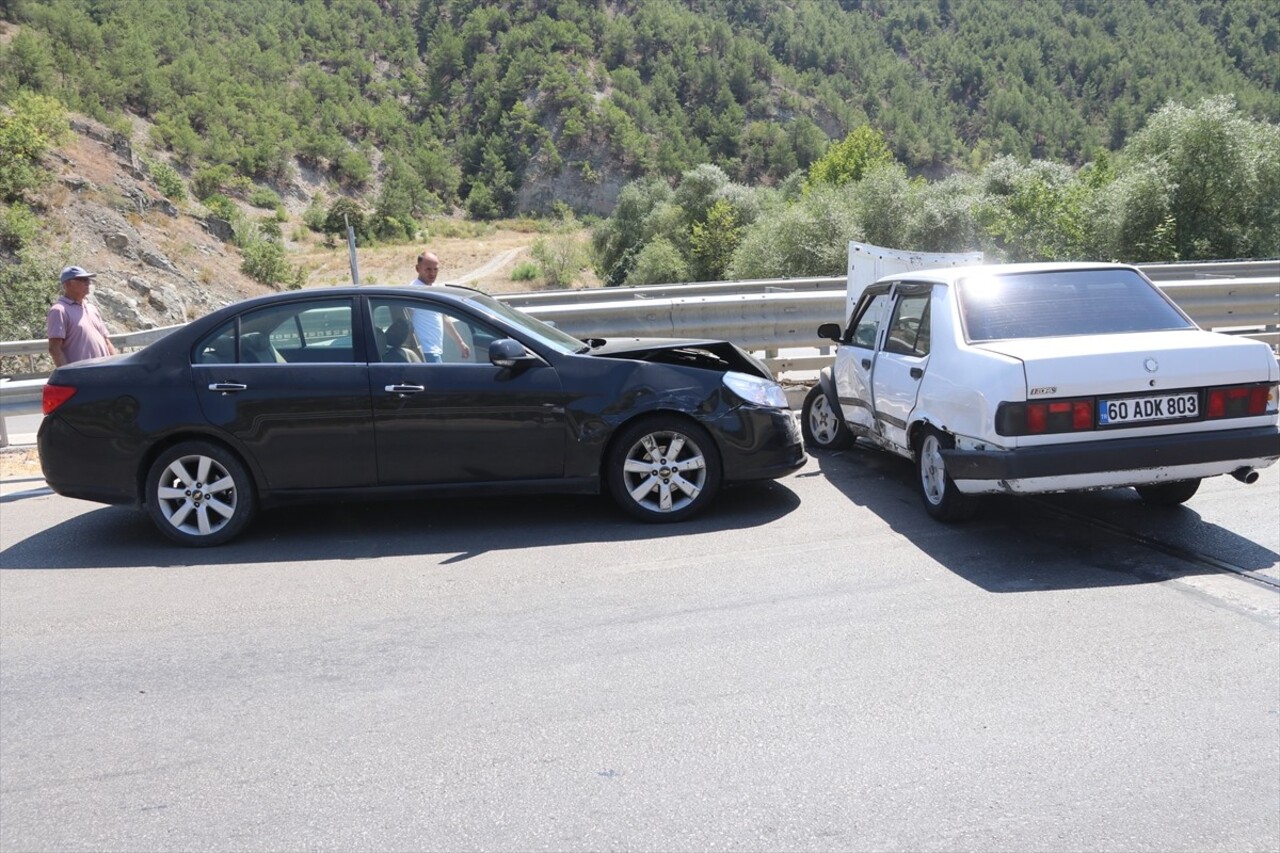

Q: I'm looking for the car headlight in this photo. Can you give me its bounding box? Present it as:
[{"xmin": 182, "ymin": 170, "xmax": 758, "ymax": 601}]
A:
[{"xmin": 723, "ymin": 371, "xmax": 789, "ymax": 408}]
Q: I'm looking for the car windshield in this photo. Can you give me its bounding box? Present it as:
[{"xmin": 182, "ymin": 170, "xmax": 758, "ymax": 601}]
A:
[
  {"xmin": 957, "ymin": 269, "xmax": 1195, "ymax": 342},
  {"xmin": 462, "ymin": 292, "xmax": 588, "ymax": 354}
]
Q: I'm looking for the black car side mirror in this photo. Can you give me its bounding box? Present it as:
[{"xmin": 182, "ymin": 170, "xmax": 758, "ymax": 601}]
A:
[
  {"xmin": 818, "ymin": 323, "xmax": 842, "ymax": 342},
  {"xmin": 489, "ymin": 338, "xmax": 536, "ymax": 368}
]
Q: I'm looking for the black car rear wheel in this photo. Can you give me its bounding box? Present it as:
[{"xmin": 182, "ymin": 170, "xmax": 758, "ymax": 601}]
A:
[
  {"xmin": 607, "ymin": 416, "xmax": 722, "ymax": 522},
  {"xmin": 145, "ymin": 441, "xmax": 256, "ymax": 546}
]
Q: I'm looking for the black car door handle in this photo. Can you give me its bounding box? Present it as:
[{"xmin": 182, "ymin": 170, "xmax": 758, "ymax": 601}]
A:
[
  {"xmin": 208, "ymin": 382, "xmax": 247, "ymax": 393},
  {"xmin": 910, "ymin": 367, "xmax": 923, "ymax": 379},
  {"xmin": 384, "ymin": 383, "xmax": 425, "ymax": 394},
  {"xmin": 861, "ymin": 358, "xmax": 871, "ymax": 369}
]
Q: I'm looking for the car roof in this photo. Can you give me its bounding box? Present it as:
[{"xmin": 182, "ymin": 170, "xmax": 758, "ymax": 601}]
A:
[
  {"xmin": 205, "ymin": 283, "xmax": 488, "ymax": 314},
  {"xmin": 277, "ymin": 283, "xmax": 484, "ymax": 300},
  {"xmin": 878, "ymin": 261, "xmax": 1139, "ymax": 286}
]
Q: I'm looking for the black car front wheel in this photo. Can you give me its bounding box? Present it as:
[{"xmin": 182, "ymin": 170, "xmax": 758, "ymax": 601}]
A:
[
  {"xmin": 145, "ymin": 441, "xmax": 257, "ymax": 546},
  {"xmin": 607, "ymin": 416, "xmax": 722, "ymax": 522}
]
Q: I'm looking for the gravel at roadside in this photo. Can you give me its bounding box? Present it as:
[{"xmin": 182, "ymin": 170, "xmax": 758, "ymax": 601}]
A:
[{"xmin": 0, "ymin": 447, "xmax": 43, "ymax": 480}]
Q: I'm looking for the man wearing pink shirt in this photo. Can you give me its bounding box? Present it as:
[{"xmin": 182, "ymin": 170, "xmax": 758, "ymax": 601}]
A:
[{"xmin": 47, "ymin": 266, "xmax": 117, "ymax": 366}]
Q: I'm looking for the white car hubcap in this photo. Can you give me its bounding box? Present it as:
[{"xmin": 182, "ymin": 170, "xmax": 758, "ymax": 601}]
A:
[
  {"xmin": 808, "ymin": 393, "xmax": 838, "ymax": 444},
  {"xmin": 920, "ymin": 435, "xmax": 947, "ymax": 506}
]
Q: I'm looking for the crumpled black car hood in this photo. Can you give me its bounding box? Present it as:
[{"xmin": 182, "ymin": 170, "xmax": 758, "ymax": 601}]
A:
[{"xmin": 582, "ymin": 337, "xmax": 773, "ymax": 380}]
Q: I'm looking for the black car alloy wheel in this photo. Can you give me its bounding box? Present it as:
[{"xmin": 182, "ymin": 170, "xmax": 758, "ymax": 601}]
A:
[
  {"xmin": 145, "ymin": 440, "xmax": 257, "ymax": 546},
  {"xmin": 607, "ymin": 416, "xmax": 722, "ymax": 522}
]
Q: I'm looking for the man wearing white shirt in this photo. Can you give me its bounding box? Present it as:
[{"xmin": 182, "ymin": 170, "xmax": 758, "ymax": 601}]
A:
[{"xmin": 408, "ymin": 250, "xmax": 470, "ymax": 362}]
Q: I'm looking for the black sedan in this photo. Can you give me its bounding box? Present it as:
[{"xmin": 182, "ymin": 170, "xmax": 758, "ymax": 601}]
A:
[{"xmin": 39, "ymin": 285, "xmax": 805, "ymax": 545}]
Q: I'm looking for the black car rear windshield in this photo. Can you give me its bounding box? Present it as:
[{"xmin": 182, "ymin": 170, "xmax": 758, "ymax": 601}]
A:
[{"xmin": 957, "ymin": 269, "xmax": 1195, "ymax": 342}]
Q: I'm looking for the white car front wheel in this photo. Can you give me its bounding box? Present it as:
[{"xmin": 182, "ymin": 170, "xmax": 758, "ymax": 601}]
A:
[{"xmin": 801, "ymin": 384, "xmax": 853, "ymax": 450}]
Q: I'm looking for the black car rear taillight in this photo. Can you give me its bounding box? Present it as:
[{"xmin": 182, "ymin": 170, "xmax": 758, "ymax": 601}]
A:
[
  {"xmin": 996, "ymin": 398, "xmax": 1094, "ymax": 436},
  {"xmin": 42, "ymin": 384, "xmax": 76, "ymax": 414},
  {"xmin": 1205, "ymin": 383, "xmax": 1276, "ymax": 419}
]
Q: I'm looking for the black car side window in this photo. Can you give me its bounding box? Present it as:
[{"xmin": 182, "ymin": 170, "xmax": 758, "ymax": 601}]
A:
[
  {"xmin": 194, "ymin": 321, "xmax": 237, "ymax": 364},
  {"xmin": 370, "ymin": 298, "xmax": 501, "ymax": 365},
  {"xmin": 192, "ymin": 300, "xmax": 356, "ymax": 364}
]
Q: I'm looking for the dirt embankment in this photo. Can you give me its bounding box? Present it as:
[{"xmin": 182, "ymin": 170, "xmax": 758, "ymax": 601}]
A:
[{"xmin": 36, "ymin": 115, "xmax": 598, "ymax": 344}]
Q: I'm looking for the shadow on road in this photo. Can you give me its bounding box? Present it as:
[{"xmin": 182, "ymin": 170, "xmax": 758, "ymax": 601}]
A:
[
  {"xmin": 0, "ymin": 480, "xmax": 801, "ymax": 570},
  {"xmin": 806, "ymin": 443, "xmax": 1278, "ymax": 593}
]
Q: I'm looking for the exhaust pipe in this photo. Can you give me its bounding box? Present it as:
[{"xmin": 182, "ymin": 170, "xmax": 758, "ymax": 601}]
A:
[{"xmin": 1231, "ymin": 467, "xmax": 1260, "ymax": 484}]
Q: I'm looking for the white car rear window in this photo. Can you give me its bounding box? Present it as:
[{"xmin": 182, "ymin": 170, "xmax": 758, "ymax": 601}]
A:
[{"xmin": 957, "ymin": 269, "xmax": 1194, "ymax": 341}]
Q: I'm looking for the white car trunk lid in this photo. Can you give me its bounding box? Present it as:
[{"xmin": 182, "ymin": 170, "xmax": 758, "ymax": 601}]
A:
[{"xmin": 974, "ymin": 330, "xmax": 1276, "ymax": 397}]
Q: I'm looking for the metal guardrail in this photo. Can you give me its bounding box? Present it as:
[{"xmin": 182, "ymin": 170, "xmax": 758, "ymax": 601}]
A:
[
  {"xmin": 3, "ymin": 266, "xmax": 1277, "ymax": 447},
  {"xmin": 501, "ymin": 260, "xmax": 1280, "ymax": 304},
  {"xmin": 501, "ymin": 276, "xmax": 845, "ymax": 306}
]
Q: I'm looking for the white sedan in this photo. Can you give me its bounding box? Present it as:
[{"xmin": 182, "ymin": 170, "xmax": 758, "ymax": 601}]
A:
[{"xmin": 802, "ymin": 262, "xmax": 1280, "ymax": 521}]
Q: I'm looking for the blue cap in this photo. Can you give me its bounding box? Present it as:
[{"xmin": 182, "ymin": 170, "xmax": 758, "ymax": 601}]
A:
[{"xmin": 60, "ymin": 266, "xmax": 96, "ymax": 283}]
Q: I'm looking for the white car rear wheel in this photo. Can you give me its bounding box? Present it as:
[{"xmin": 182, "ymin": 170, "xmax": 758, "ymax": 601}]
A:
[
  {"xmin": 1135, "ymin": 479, "xmax": 1200, "ymax": 506},
  {"xmin": 916, "ymin": 428, "xmax": 978, "ymax": 522}
]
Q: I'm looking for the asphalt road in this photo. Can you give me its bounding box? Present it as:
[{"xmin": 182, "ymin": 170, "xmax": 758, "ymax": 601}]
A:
[{"xmin": 1, "ymin": 449, "xmax": 1277, "ymax": 852}]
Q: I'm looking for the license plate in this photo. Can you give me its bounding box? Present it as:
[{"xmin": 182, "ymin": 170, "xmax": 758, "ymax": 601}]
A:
[{"xmin": 1098, "ymin": 392, "xmax": 1199, "ymax": 425}]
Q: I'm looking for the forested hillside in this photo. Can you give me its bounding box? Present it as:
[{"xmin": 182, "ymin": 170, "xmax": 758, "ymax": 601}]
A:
[
  {"xmin": 3, "ymin": 0, "xmax": 1277, "ymax": 219},
  {"xmin": 1, "ymin": 0, "xmax": 1278, "ymax": 340}
]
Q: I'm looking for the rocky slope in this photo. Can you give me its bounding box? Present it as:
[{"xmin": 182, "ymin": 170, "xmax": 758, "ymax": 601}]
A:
[{"xmin": 45, "ymin": 117, "xmax": 275, "ymax": 337}]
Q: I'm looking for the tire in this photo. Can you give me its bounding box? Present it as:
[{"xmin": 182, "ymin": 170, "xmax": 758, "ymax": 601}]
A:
[
  {"xmin": 916, "ymin": 427, "xmax": 978, "ymax": 522},
  {"xmin": 1135, "ymin": 479, "xmax": 1200, "ymax": 507},
  {"xmin": 606, "ymin": 416, "xmax": 722, "ymax": 523},
  {"xmin": 801, "ymin": 383, "xmax": 853, "ymax": 451},
  {"xmin": 145, "ymin": 441, "xmax": 257, "ymax": 546}
]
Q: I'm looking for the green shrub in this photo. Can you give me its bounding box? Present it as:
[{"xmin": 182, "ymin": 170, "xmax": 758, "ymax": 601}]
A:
[
  {"xmin": 192, "ymin": 164, "xmax": 234, "ymax": 200},
  {"xmin": 627, "ymin": 237, "xmax": 687, "ymax": 285},
  {"xmin": 323, "ymin": 197, "xmax": 369, "ymax": 241},
  {"xmin": 248, "ymin": 186, "xmax": 281, "ymax": 209},
  {"xmin": 510, "ymin": 261, "xmax": 540, "ymax": 281},
  {"xmin": 226, "ymin": 175, "xmax": 255, "ymax": 198},
  {"xmin": 202, "ymin": 193, "xmax": 237, "ymax": 221},
  {"xmin": 302, "ymin": 195, "xmax": 327, "ymax": 232},
  {"xmin": 0, "ymin": 242, "xmax": 59, "ymax": 344},
  {"xmin": 0, "ymin": 91, "xmax": 70, "ymax": 203},
  {"xmin": 240, "ymin": 238, "xmax": 305, "ymax": 288},
  {"xmin": 531, "ymin": 233, "xmax": 587, "ymax": 288},
  {"xmin": 144, "ymin": 159, "xmax": 187, "ymax": 201},
  {"xmin": 0, "ymin": 201, "xmax": 41, "ymax": 251}
]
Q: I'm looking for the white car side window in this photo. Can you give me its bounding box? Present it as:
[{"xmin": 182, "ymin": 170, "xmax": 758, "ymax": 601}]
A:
[
  {"xmin": 884, "ymin": 294, "xmax": 931, "ymax": 357},
  {"xmin": 850, "ymin": 293, "xmax": 891, "ymax": 349}
]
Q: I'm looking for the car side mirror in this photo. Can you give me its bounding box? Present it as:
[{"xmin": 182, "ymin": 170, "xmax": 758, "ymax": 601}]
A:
[
  {"xmin": 818, "ymin": 323, "xmax": 842, "ymax": 342},
  {"xmin": 489, "ymin": 338, "xmax": 536, "ymax": 368}
]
